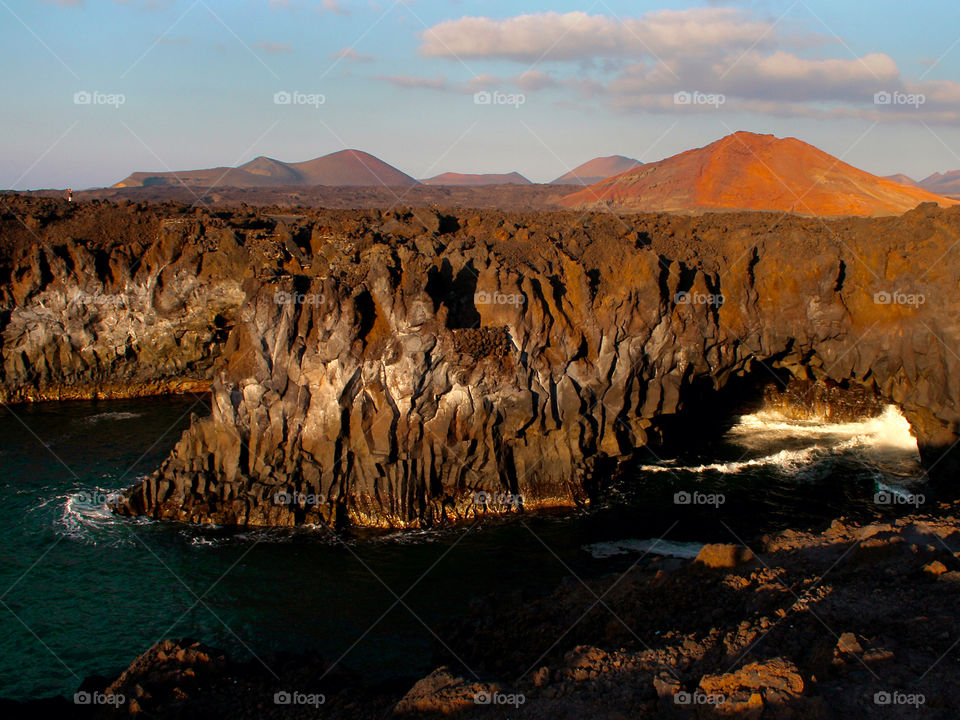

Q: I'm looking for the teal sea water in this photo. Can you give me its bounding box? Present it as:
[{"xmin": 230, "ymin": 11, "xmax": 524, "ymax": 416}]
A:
[{"xmin": 0, "ymin": 396, "xmax": 927, "ymax": 700}]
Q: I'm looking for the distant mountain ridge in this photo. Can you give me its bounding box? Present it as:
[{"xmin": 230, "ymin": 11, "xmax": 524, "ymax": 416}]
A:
[
  {"xmin": 110, "ymin": 139, "xmax": 960, "ymax": 214},
  {"xmin": 883, "ymin": 173, "xmax": 919, "ymax": 187},
  {"xmin": 113, "ymin": 149, "xmax": 418, "ymax": 188},
  {"xmin": 420, "ymin": 172, "xmax": 531, "ymax": 186},
  {"xmin": 887, "ymin": 170, "xmax": 960, "ymax": 198},
  {"xmin": 551, "ymin": 155, "xmax": 643, "ymax": 186},
  {"xmin": 919, "ymin": 170, "xmax": 960, "ymax": 197}
]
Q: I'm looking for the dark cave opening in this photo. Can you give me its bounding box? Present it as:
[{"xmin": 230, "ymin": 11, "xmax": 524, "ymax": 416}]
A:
[
  {"xmin": 425, "ymin": 259, "xmax": 481, "ymax": 329},
  {"xmin": 646, "ymin": 363, "xmax": 889, "ymax": 457}
]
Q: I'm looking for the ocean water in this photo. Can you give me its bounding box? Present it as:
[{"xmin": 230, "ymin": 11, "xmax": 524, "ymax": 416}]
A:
[{"xmin": 0, "ymin": 397, "xmax": 927, "ymax": 700}]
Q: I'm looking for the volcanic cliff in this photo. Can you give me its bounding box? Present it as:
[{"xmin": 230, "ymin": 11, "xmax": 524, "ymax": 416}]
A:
[{"xmin": 2, "ymin": 196, "xmax": 960, "ymax": 529}]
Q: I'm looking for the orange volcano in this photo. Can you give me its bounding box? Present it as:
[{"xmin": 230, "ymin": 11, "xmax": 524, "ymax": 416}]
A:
[{"xmin": 561, "ymin": 132, "xmax": 959, "ymax": 216}]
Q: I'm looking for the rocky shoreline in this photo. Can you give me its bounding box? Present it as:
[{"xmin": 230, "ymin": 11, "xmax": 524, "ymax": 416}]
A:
[
  {"xmin": 116, "ymin": 201, "xmax": 960, "ymax": 528},
  {"xmin": 3, "ymin": 196, "xmax": 960, "ymax": 529},
  {"xmin": 4, "ymin": 195, "xmax": 960, "ymax": 717},
  {"xmin": 8, "ymin": 505, "xmax": 960, "ymax": 718}
]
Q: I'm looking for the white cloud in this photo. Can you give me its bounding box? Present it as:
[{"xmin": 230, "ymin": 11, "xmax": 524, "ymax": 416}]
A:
[
  {"xmin": 420, "ymin": 8, "xmax": 777, "ymax": 63},
  {"xmin": 514, "ymin": 70, "xmax": 557, "ymax": 91},
  {"xmin": 718, "ymin": 51, "xmax": 899, "ymax": 101},
  {"xmin": 414, "ymin": 6, "xmax": 960, "ymax": 124}
]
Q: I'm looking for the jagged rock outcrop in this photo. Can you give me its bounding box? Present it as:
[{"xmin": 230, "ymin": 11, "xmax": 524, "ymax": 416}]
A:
[
  {"xmin": 104, "ymin": 201, "xmax": 960, "ymax": 528},
  {"xmin": 0, "ymin": 197, "xmax": 252, "ymax": 401},
  {"xmin": 4, "ymin": 196, "xmax": 959, "ymax": 528}
]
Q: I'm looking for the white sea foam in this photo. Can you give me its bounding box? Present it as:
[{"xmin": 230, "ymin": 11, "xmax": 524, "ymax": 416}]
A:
[
  {"xmin": 639, "ymin": 405, "xmax": 920, "ymax": 478},
  {"xmin": 637, "ymin": 445, "xmax": 833, "ymax": 475},
  {"xmin": 52, "ymin": 485, "xmax": 148, "ymax": 544},
  {"xmin": 727, "ymin": 405, "xmax": 918, "ymax": 451},
  {"xmin": 82, "ymin": 411, "xmax": 143, "ymax": 424},
  {"xmin": 583, "ymin": 538, "xmax": 704, "ymax": 559}
]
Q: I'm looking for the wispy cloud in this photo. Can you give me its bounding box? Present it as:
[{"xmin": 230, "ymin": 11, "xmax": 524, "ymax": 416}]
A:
[
  {"xmin": 331, "ymin": 46, "xmax": 373, "ymax": 62},
  {"xmin": 255, "ymin": 41, "xmax": 292, "ymax": 54},
  {"xmin": 379, "ymin": 73, "xmax": 448, "ymax": 90},
  {"xmin": 420, "ymin": 8, "xmax": 779, "ymax": 63},
  {"xmin": 514, "ymin": 70, "xmax": 558, "ymax": 92},
  {"xmin": 319, "ymin": 0, "xmax": 349, "ymax": 15}
]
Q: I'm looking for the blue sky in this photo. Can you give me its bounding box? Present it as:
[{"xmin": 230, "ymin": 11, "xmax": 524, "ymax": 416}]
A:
[{"xmin": 2, "ymin": 0, "xmax": 959, "ymax": 188}]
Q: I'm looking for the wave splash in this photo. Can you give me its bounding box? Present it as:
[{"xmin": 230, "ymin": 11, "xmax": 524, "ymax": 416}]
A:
[
  {"xmin": 639, "ymin": 405, "xmax": 921, "ymax": 479},
  {"xmin": 82, "ymin": 411, "xmax": 144, "ymax": 424},
  {"xmin": 48, "ymin": 485, "xmax": 148, "ymax": 545}
]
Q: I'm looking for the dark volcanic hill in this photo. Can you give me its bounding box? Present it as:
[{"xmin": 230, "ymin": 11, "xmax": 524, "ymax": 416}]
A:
[
  {"xmin": 561, "ymin": 132, "xmax": 960, "ymax": 216},
  {"xmin": 113, "ymin": 149, "xmax": 419, "ymax": 189},
  {"xmin": 551, "ymin": 155, "xmax": 643, "ymax": 186},
  {"xmin": 420, "ymin": 171, "xmax": 531, "ymax": 186},
  {"xmin": 917, "ymin": 170, "xmax": 960, "ymax": 198}
]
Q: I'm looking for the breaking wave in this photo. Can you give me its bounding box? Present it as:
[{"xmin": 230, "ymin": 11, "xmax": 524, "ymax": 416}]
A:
[{"xmin": 639, "ymin": 405, "xmax": 921, "ymax": 480}]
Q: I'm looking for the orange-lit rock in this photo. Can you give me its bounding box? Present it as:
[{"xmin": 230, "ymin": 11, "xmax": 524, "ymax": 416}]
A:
[{"xmin": 561, "ymin": 131, "xmax": 959, "ymax": 217}]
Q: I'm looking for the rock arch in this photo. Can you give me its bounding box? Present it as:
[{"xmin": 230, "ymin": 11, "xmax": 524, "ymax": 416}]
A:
[{"xmin": 113, "ymin": 204, "xmax": 960, "ymax": 527}]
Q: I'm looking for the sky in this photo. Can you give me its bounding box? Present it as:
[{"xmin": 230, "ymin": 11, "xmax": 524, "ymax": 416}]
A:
[{"xmin": 2, "ymin": 0, "xmax": 959, "ymax": 189}]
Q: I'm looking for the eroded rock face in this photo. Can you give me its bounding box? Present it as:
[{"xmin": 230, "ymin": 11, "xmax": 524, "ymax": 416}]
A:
[
  {"xmin": 4, "ymin": 196, "xmax": 959, "ymax": 528},
  {"xmin": 108, "ymin": 202, "xmax": 960, "ymax": 528},
  {"xmin": 0, "ymin": 197, "xmax": 250, "ymax": 401}
]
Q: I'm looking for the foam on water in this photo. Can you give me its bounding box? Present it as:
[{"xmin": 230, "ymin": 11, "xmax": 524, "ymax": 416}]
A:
[
  {"xmin": 638, "ymin": 444, "xmax": 834, "ymax": 475},
  {"xmin": 82, "ymin": 411, "xmax": 143, "ymax": 424},
  {"xmin": 583, "ymin": 538, "xmax": 704, "ymax": 559},
  {"xmin": 52, "ymin": 486, "xmax": 147, "ymax": 545},
  {"xmin": 639, "ymin": 405, "xmax": 921, "ymax": 479}
]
